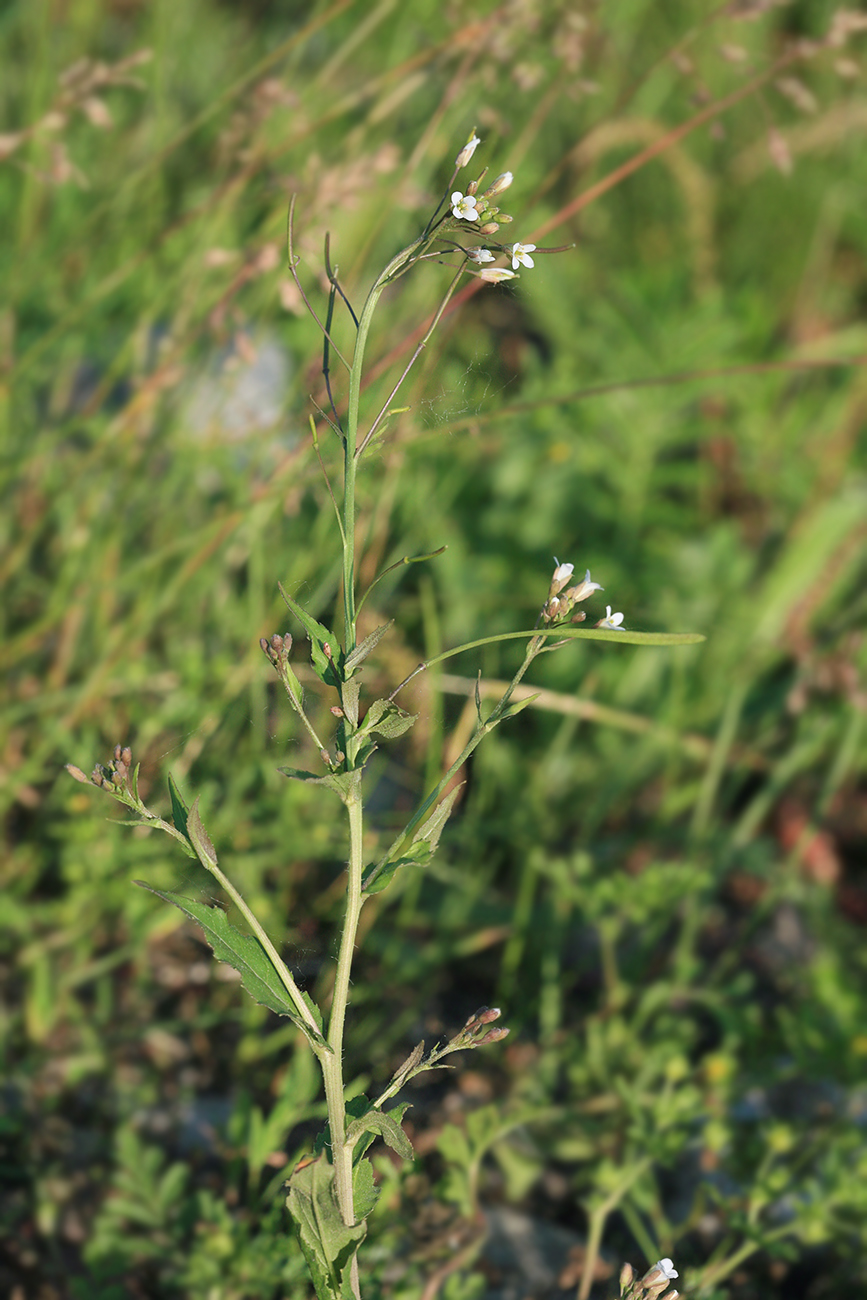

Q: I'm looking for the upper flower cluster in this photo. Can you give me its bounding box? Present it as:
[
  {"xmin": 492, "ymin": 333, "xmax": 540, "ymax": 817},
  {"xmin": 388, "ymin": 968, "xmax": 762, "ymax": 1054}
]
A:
[
  {"xmin": 446, "ymin": 130, "xmax": 560, "ymax": 285},
  {"xmin": 541, "ymin": 559, "xmax": 625, "ymax": 630}
]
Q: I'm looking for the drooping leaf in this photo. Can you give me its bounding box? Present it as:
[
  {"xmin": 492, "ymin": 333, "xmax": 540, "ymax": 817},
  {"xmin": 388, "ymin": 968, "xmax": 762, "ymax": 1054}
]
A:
[
  {"xmin": 345, "ymin": 621, "xmax": 393, "ymax": 674},
  {"xmin": 134, "ymin": 883, "xmax": 330, "ymax": 1053},
  {"xmin": 347, "ymin": 1104, "xmax": 414, "ymax": 1163},
  {"xmin": 279, "ymin": 767, "xmax": 357, "ymax": 801},
  {"xmin": 286, "ymin": 1153, "xmax": 367, "ymax": 1300}
]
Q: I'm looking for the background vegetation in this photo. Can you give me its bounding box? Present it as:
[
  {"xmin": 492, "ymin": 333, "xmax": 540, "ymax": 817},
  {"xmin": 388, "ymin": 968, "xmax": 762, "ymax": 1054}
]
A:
[{"xmin": 2, "ymin": 1, "xmax": 866, "ymax": 1297}]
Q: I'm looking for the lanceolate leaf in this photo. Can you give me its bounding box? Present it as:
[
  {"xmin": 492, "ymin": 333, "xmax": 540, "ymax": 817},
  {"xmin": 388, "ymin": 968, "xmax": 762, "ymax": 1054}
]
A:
[
  {"xmin": 279, "ymin": 767, "xmax": 357, "ymax": 801},
  {"xmin": 363, "ymin": 784, "xmax": 464, "ymax": 895},
  {"xmin": 134, "ymin": 883, "xmax": 330, "ymax": 1053},
  {"xmin": 167, "ymin": 772, "xmax": 191, "ymax": 841},
  {"xmin": 278, "ymin": 583, "xmax": 344, "ymax": 686},
  {"xmin": 412, "ymin": 783, "xmax": 464, "ymax": 855},
  {"xmin": 497, "ymin": 693, "xmax": 540, "ymax": 722},
  {"xmin": 187, "ymin": 798, "xmax": 217, "ymax": 870},
  {"xmin": 345, "ymin": 621, "xmax": 393, "ymax": 674},
  {"xmin": 286, "ymin": 1153, "xmax": 367, "ymax": 1300}
]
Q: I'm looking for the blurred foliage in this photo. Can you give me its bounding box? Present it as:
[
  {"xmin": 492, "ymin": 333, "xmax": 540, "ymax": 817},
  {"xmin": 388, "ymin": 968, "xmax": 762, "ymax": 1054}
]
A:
[{"xmin": 2, "ymin": 0, "xmax": 867, "ymax": 1297}]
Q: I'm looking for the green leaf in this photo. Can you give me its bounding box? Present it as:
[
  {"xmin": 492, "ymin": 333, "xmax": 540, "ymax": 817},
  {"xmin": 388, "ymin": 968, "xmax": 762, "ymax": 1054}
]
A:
[
  {"xmin": 286, "ymin": 1153, "xmax": 367, "ymax": 1300},
  {"xmin": 345, "ymin": 621, "xmax": 393, "ymax": 675},
  {"xmin": 341, "ymin": 677, "xmax": 361, "ymax": 727},
  {"xmin": 353, "ymin": 1157, "xmax": 379, "ymax": 1221},
  {"xmin": 186, "ymin": 797, "xmax": 217, "ymax": 870},
  {"xmin": 278, "ymin": 583, "xmax": 344, "ymax": 686},
  {"xmin": 346, "ymin": 1104, "xmax": 414, "ymax": 1163},
  {"xmin": 167, "ymin": 772, "xmax": 190, "ymax": 841},
  {"xmin": 360, "ymin": 698, "xmax": 417, "ymax": 740},
  {"xmin": 134, "ymin": 883, "xmax": 330, "ymax": 1053},
  {"xmin": 279, "ymin": 767, "xmax": 357, "ymax": 801},
  {"xmin": 361, "ymin": 785, "xmax": 463, "ymax": 896},
  {"xmin": 498, "ymin": 693, "xmax": 540, "ymax": 722},
  {"xmin": 553, "ymin": 628, "xmax": 706, "ymax": 646},
  {"xmin": 412, "ymin": 783, "xmax": 463, "ymax": 856}
]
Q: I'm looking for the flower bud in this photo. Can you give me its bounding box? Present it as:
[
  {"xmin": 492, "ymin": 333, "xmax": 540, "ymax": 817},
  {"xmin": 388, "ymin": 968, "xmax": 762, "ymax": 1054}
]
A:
[
  {"xmin": 478, "ymin": 267, "xmax": 516, "ymax": 283},
  {"xmin": 477, "ymin": 1026, "xmax": 510, "ymax": 1046},
  {"xmin": 479, "ymin": 222, "xmax": 500, "ymax": 235},
  {"xmin": 454, "ymin": 132, "xmax": 480, "ymax": 168},
  {"xmin": 484, "ymin": 171, "xmax": 513, "ymax": 197},
  {"xmin": 66, "ymin": 764, "xmax": 91, "ymax": 785}
]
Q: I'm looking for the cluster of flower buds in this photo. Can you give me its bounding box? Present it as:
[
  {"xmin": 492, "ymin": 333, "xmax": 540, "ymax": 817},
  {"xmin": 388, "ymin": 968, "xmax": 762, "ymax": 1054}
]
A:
[
  {"xmin": 541, "ymin": 559, "xmax": 624, "ymax": 629},
  {"xmin": 259, "ymin": 631, "xmax": 293, "ymax": 668},
  {"xmin": 67, "ymin": 743, "xmax": 133, "ymax": 791},
  {"xmin": 449, "ymin": 1005, "xmax": 510, "ymax": 1051},
  {"xmin": 619, "ymin": 1259, "xmax": 679, "ymax": 1299}
]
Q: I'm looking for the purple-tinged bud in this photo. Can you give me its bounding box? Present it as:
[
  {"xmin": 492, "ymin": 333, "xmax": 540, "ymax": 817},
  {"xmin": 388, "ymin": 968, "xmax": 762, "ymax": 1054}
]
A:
[
  {"xmin": 477, "ymin": 1026, "xmax": 510, "ymax": 1046},
  {"xmin": 260, "ymin": 637, "xmax": 271, "ymax": 656},
  {"xmin": 330, "ymin": 706, "xmax": 344, "ymax": 717},
  {"xmin": 114, "ymin": 744, "xmax": 123, "ymax": 762},
  {"xmin": 320, "ymin": 750, "xmax": 331, "ymax": 765},
  {"xmin": 619, "ymin": 1262, "xmax": 635, "ymax": 1290},
  {"xmin": 111, "ymin": 771, "xmax": 125, "ymax": 787},
  {"xmin": 571, "ymin": 610, "xmax": 586, "ymax": 623},
  {"xmin": 478, "ymin": 222, "xmax": 499, "ymax": 236},
  {"xmin": 66, "ymin": 764, "xmax": 90, "ymax": 784},
  {"xmin": 91, "ymin": 767, "xmax": 105, "ymax": 787},
  {"xmin": 121, "ymin": 746, "xmax": 132, "ymax": 766},
  {"xmin": 323, "ymin": 642, "xmax": 333, "ymax": 660}
]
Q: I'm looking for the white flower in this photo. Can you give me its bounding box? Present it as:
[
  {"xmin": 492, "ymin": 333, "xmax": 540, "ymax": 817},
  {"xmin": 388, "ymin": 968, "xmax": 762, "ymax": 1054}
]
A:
[
  {"xmin": 485, "ymin": 171, "xmax": 513, "ymax": 198},
  {"xmin": 467, "ymin": 247, "xmax": 495, "ymax": 264},
  {"xmin": 451, "ymin": 191, "xmax": 479, "ymax": 221},
  {"xmin": 596, "ymin": 605, "xmax": 624, "ymax": 629},
  {"xmin": 455, "ymin": 133, "xmax": 481, "ymax": 168},
  {"xmin": 509, "ymin": 242, "xmax": 537, "ymax": 270},
  {"xmin": 478, "ymin": 267, "xmax": 516, "ymax": 282},
  {"xmin": 552, "ymin": 560, "xmax": 574, "ymax": 585},
  {"xmin": 652, "ymin": 1260, "xmax": 678, "ymax": 1281},
  {"xmin": 566, "ymin": 568, "xmax": 603, "ymax": 603}
]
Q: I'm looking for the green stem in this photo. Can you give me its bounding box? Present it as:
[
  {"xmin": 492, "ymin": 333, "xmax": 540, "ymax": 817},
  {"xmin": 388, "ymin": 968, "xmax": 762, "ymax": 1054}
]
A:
[
  {"xmin": 342, "ymin": 235, "xmax": 425, "ymax": 653},
  {"xmin": 322, "ymin": 778, "xmax": 366, "ymax": 1233}
]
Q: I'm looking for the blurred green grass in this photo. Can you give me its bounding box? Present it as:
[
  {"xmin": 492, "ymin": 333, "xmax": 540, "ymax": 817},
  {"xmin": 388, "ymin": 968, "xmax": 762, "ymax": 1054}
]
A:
[{"xmin": 2, "ymin": 1, "xmax": 867, "ymax": 1296}]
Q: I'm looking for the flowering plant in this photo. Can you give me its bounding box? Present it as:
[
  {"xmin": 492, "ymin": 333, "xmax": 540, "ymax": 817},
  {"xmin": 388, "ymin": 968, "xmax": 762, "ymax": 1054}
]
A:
[{"xmin": 68, "ymin": 133, "xmax": 701, "ymax": 1299}]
